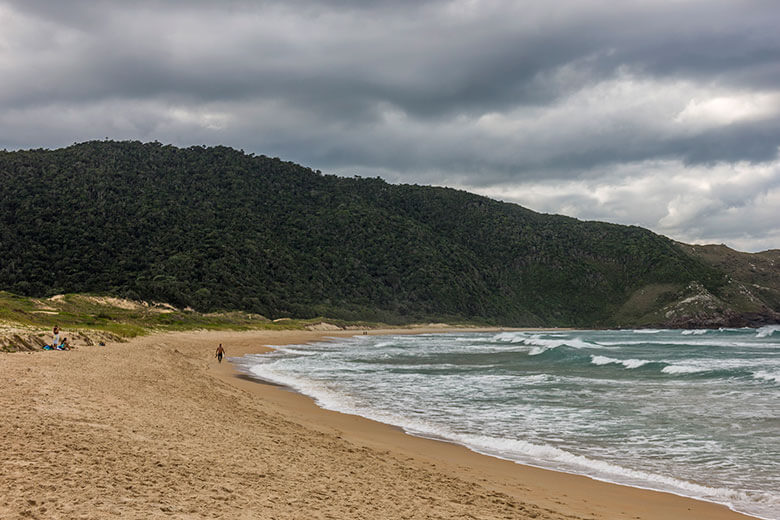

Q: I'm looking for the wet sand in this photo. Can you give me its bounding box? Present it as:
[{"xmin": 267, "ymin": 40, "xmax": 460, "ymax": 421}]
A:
[{"xmin": 0, "ymin": 328, "xmax": 758, "ymax": 519}]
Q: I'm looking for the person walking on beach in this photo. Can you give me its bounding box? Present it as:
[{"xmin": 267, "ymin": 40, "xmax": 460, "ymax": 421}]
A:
[{"xmin": 215, "ymin": 344, "xmax": 226, "ymax": 363}]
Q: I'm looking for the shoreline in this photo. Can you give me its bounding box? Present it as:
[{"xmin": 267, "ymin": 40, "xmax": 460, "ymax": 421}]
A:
[
  {"xmin": 236, "ymin": 369, "xmax": 762, "ymax": 518},
  {"xmin": 211, "ymin": 328, "xmax": 760, "ymax": 520},
  {"xmin": 1, "ymin": 327, "xmax": 762, "ymax": 519}
]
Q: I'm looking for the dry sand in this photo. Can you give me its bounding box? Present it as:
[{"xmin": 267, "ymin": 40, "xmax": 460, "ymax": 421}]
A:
[{"xmin": 0, "ymin": 328, "xmax": 758, "ymax": 519}]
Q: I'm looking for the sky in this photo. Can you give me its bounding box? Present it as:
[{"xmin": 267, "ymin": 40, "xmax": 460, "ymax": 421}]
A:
[{"xmin": 1, "ymin": 0, "xmax": 779, "ymax": 252}]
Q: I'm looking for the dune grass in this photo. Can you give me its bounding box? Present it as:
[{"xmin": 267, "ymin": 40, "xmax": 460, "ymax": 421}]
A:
[{"xmin": 0, "ymin": 291, "xmax": 382, "ymax": 339}]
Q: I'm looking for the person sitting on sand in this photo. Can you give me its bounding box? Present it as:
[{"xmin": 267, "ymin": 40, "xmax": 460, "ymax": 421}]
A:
[
  {"xmin": 215, "ymin": 344, "xmax": 225, "ymax": 363},
  {"xmin": 56, "ymin": 337, "xmax": 70, "ymax": 351},
  {"xmin": 51, "ymin": 325, "xmax": 60, "ymax": 349}
]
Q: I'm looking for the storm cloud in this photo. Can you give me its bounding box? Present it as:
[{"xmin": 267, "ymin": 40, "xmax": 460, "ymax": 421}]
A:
[{"xmin": 1, "ymin": 0, "xmax": 778, "ymax": 251}]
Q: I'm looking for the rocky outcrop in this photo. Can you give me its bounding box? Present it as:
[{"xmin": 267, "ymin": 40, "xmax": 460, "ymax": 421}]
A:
[{"xmin": 658, "ymin": 281, "xmax": 780, "ymax": 328}]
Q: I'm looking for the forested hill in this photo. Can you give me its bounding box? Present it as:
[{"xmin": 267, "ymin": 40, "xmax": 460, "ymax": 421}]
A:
[{"xmin": 1, "ymin": 141, "xmax": 777, "ymax": 327}]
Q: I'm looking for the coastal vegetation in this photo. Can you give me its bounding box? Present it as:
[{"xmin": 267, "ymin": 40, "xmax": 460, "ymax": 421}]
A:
[
  {"xmin": 0, "ymin": 141, "xmax": 777, "ymax": 330},
  {"xmin": 0, "ymin": 291, "xmax": 387, "ymax": 352}
]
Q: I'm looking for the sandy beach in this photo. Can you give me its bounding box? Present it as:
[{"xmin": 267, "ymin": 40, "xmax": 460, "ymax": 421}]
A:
[{"xmin": 0, "ymin": 328, "xmax": 759, "ymax": 519}]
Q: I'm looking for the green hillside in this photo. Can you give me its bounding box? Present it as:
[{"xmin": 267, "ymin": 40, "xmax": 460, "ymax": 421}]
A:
[{"xmin": 0, "ymin": 141, "xmax": 773, "ymax": 327}]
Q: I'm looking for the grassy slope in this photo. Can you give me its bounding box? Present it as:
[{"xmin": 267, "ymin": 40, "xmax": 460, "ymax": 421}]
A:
[
  {"xmin": 608, "ymin": 244, "xmax": 780, "ymax": 327},
  {"xmin": 0, "ymin": 291, "xmax": 388, "ymax": 352},
  {"xmin": 676, "ymin": 244, "xmax": 780, "ymax": 309}
]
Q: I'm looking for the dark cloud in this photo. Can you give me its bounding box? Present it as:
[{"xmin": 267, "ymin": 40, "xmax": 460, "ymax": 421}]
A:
[{"xmin": 1, "ymin": 0, "xmax": 779, "ymax": 250}]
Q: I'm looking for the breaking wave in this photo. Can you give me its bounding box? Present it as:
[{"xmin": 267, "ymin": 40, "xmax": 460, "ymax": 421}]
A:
[
  {"xmin": 757, "ymin": 325, "xmax": 780, "ymax": 338},
  {"xmin": 590, "ymin": 355, "xmax": 652, "ymax": 369},
  {"xmin": 681, "ymin": 329, "xmax": 709, "ymax": 335},
  {"xmin": 753, "ymin": 370, "xmax": 780, "ymax": 384}
]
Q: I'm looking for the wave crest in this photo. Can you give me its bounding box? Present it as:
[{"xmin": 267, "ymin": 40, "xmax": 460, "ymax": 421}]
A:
[
  {"xmin": 753, "ymin": 370, "xmax": 780, "ymax": 383},
  {"xmin": 756, "ymin": 325, "xmax": 780, "ymax": 338},
  {"xmin": 681, "ymin": 329, "xmax": 709, "ymax": 335},
  {"xmin": 661, "ymin": 364, "xmax": 708, "ymax": 375},
  {"xmin": 591, "ymin": 355, "xmax": 651, "ymax": 369}
]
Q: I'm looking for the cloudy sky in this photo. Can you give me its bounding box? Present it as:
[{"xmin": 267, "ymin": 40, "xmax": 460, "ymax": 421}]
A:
[{"xmin": 1, "ymin": 0, "xmax": 779, "ymax": 251}]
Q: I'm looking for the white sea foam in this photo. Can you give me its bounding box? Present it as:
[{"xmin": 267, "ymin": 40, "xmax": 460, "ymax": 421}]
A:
[
  {"xmin": 492, "ymin": 332, "xmax": 529, "ymax": 343},
  {"xmin": 633, "ymin": 329, "xmax": 662, "ymax": 334},
  {"xmin": 618, "ymin": 359, "xmax": 651, "ymax": 369},
  {"xmin": 756, "ymin": 325, "xmax": 780, "ymax": 338},
  {"xmin": 591, "ymin": 355, "xmax": 616, "ymax": 365},
  {"xmin": 247, "ymin": 363, "xmax": 366, "ymax": 413},
  {"xmin": 662, "ymin": 364, "xmax": 709, "ymax": 374},
  {"xmin": 274, "ymin": 347, "xmax": 321, "ymax": 356},
  {"xmin": 516, "ymin": 374, "xmax": 553, "ymax": 383},
  {"xmin": 449, "ymin": 432, "xmax": 778, "ymax": 520},
  {"xmin": 681, "ymin": 329, "xmax": 708, "ymax": 335},
  {"xmin": 658, "ymin": 356, "xmax": 773, "ymax": 375},
  {"xmin": 599, "ymin": 339, "xmax": 776, "ymax": 349},
  {"xmin": 591, "ymin": 355, "xmax": 651, "ymax": 369},
  {"xmin": 522, "ymin": 335, "xmax": 601, "ymax": 355},
  {"xmin": 373, "ymin": 340, "xmax": 398, "ymax": 348},
  {"xmin": 752, "ymin": 370, "xmax": 780, "ymax": 383}
]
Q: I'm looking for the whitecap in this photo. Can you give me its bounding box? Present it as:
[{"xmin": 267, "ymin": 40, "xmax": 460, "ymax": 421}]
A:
[
  {"xmin": 756, "ymin": 325, "xmax": 780, "ymax": 338},
  {"xmin": 591, "ymin": 355, "xmax": 616, "ymax": 365},
  {"xmin": 622, "ymin": 359, "xmax": 651, "ymax": 369},
  {"xmin": 662, "ymin": 364, "xmax": 708, "ymax": 374},
  {"xmin": 752, "ymin": 370, "xmax": 780, "ymax": 384},
  {"xmin": 523, "ymin": 335, "xmax": 602, "ymax": 355},
  {"xmin": 491, "ymin": 332, "xmax": 529, "ymax": 343},
  {"xmin": 591, "ymin": 355, "xmax": 651, "ymax": 369},
  {"xmin": 599, "ymin": 339, "xmax": 773, "ymax": 349}
]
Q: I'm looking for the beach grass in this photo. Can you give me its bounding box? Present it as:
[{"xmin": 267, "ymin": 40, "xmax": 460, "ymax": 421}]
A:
[{"xmin": 0, "ymin": 290, "xmax": 386, "ymax": 350}]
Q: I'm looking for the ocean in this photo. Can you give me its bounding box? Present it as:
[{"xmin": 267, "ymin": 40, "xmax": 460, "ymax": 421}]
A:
[{"xmin": 232, "ymin": 327, "xmax": 780, "ymax": 519}]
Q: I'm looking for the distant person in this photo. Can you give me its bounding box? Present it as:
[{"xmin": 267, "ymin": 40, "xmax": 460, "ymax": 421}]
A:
[
  {"xmin": 56, "ymin": 337, "xmax": 70, "ymax": 350},
  {"xmin": 52, "ymin": 325, "xmax": 60, "ymax": 349},
  {"xmin": 215, "ymin": 343, "xmax": 226, "ymax": 363}
]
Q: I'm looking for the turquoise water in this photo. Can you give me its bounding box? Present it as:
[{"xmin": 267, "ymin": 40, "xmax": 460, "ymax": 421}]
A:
[{"xmin": 233, "ymin": 327, "xmax": 780, "ymax": 519}]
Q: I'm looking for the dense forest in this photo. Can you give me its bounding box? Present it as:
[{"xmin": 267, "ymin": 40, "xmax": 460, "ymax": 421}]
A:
[{"xmin": 0, "ymin": 141, "xmax": 774, "ymax": 327}]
